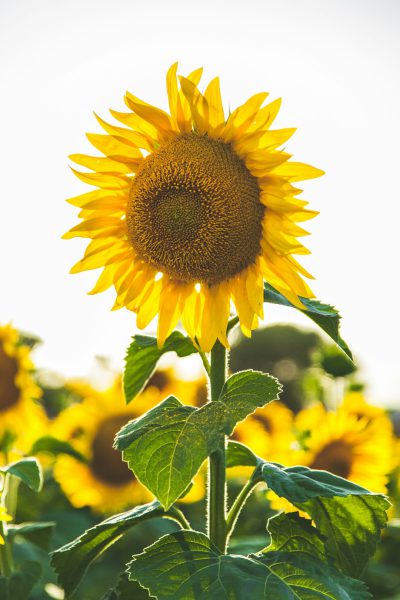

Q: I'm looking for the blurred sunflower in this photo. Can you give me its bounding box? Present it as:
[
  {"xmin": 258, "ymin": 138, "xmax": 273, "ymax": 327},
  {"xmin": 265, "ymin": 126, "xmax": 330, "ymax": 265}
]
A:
[
  {"xmin": 0, "ymin": 324, "xmax": 47, "ymax": 454},
  {"xmin": 53, "ymin": 375, "xmax": 204, "ymax": 512},
  {"xmin": 0, "ymin": 507, "xmax": 11, "ymax": 545},
  {"xmin": 64, "ymin": 64, "xmax": 323, "ymax": 352},
  {"xmin": 231, "ymin": 400, "xmax": 295, "ymax": 463},
  {"xmin": 270, "ymin": 397, "xmax": 393, "ymax": 513}
]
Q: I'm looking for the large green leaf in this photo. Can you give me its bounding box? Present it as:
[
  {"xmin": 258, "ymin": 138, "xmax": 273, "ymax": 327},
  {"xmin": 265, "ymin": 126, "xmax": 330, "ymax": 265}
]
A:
[
  {"xmin": 124, "ymin": 332, "xmax": 197, "ymax": 404},
  {"xmin": 0, "ymin": 458, "xmax": 43, "ymax": 492},
  {"xmin": 51, "ymin": 501, "xmax": 167, "ymax": 596},
  {"xmin": 115, "ymin": 371, "xmax": 280, "ymax": 508},
  {"xmin": 0, "ymin": 561, "xmax": 42, "ymax": 600},
  {"xmin": 128, "ymin": 530, "xmax": 371, "ymax": 599},
  {"xmin": 261, "ymin": 462, "xmax": 389, "ymax": 576},
  {"xmin": 263, "ymin": 283, "xmax": 352, "ymax": 359}
]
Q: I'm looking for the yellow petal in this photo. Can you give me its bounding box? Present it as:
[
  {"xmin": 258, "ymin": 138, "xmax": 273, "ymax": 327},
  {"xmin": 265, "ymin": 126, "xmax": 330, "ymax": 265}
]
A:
[
  {"xmin": 70, "ymin": 168, "xmax": 131, "ymax": 190},
  {"xmin": 88, "ymin": 265, "xmax": 116, "ymax": 294},
  {"xmin": 86, "ymin": 132, "xmax": 143, "ymax": 160},
  {"xmin": 204, "ymin": 77, "xmax": 225, "ymax": 130},
  {"xmin": 69, "ymin": 154, "xmax": 134, "ymax": 174},
  {"xmin": 125, "ymin": 92, "xmax": 175, "ymax": 137},
  {"xmin": 94, "ymin": 113, "xmax": 153, "ymax": 152},
  {"xmin": 166, "ymin": 62, "xmax": 179, "ymax": 124},
  {"xmin": 272, "ymin": 162, "xmax": 325, "ymax": 181},
  {"xmin": 247, "ymin": 98, "xmax": 282, "ymax": 132}
]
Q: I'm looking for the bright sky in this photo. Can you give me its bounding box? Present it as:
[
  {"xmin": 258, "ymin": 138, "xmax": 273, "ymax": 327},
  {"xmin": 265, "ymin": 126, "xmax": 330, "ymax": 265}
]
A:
[{"xmin": 1, "ymin": 0, "xmax": 399, "ymax": 405}]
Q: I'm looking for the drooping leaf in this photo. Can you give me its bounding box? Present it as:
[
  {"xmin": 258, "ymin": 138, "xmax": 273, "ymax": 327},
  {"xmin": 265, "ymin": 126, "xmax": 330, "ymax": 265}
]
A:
[
  {"xmin": 0, "ymin": 561, "xmax": 42, "ymax": 600},
  {"xmin": 8, "ymin": 521, "xmax": 55, "ymax": 550},
  {"xmin": 261, "ymin": 462, "xmax": 389, "ymax": 576},
  {"xmin": 263, "ymin": 283, "xmax": 352, "ymax": 359},
  {"xmin": 124, "ymin": 332, "xmax": 197, "ymax": 404},
  {"xmin": 51, "ymin": 501, "xmax": 167, "ymax": 596},
  {"xmin": 115, "ymin": 371, "xmax": 280, "ymax": 508},
  {"xmin": 128, "ymin": 530, "xmax": 371, "ymax": 599},
  {"xmin": 0, "ymin": 458, "xmax": 43, "ymax": 492},
  {"xmin": 265, "ymin": 511, "xmax": 326, "ymax": 561},
  {"xmin": 31, "ymin": 436, "xmax": 87, "ymax": 462}
]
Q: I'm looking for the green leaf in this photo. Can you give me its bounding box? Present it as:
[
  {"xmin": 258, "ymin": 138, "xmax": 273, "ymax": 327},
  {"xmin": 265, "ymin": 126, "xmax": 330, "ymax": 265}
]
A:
[
  {"xmin": 226, "ymin": 440, "xmax": 258, "ymax": 468},
  {"xmin": 0, "ymin": 458, "xmax": 43, "ymax": 492},
  {"xmin": 0, "ymin": 561, "xmax": 42, "ymax": 600},
  {"xmin": 31, "ymin": 436, "xmax": 87, "ymax": 462},
  {"xmin": 115, "ymin": 371, "xmax": 280, "ymax": 508},
  {"xmin": 101, "ymin": 575, "xmax": 151, "ymax": 600},
  {"xmin": 51, "ymin": 501, "xmax": 166, "ymax": 597},
  {"xmin": 261, "ymin": 462, "xmax": 389, "ymax": 576},
  {"xmin": 265, "ymin": 512, "xmax": 326, "ymax": 561},
  {"xmin": 128, "ymin": 530, "xmax": 371, "ymax": 599},
  {"xmin": 264, "ymin": 283, "xmax": 353, "ymax": 359},
  {"xmin": 124, "ymin": 332, "xmax": 197, "ymax": 404},
  {"xmin": 8, "ymin": 521, "xmax": 55, "ymax": 550}
]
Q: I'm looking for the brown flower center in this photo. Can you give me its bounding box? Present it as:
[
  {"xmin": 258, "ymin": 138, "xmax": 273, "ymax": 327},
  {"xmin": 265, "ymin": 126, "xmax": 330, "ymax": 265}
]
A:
[
  {"xmin": 144, "ymin": 370, "xmax": 170, "ymax": 392},
  {"xmin": 0, "ymin": 344, "xmax": 20, "ymax": 412},
  {"xmin": 90, "ymin": 415, "xmax": 134, "ymax": 486},
  {"xmin": 310, "ymin": 440, "xmax": 353, "ymax": 479},
  {"xmin": 127, "ymin": 133, "xmax": 263, "ymax": 285}
]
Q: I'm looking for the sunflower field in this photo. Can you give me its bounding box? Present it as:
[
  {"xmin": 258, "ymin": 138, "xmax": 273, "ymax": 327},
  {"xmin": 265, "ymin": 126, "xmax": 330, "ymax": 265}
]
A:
[{"xmin": 2, "ymin": 20, "xmax": 400, "ymax": 598}]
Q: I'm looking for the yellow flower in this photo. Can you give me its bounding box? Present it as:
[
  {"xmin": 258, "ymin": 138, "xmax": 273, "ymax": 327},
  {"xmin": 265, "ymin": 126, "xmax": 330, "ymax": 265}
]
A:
[
  {"xmin": 0, "ymin": 507, "xmax": 11, "ymax": 545},
  {"xmin": 269, "ymin": 397, "xmax": 394, "ymax": 513},
  {"xmin": 52, "ymin": 375, "xmax": 205, "ymax": 512},
  {"xmin": 232, "ymin": 401, "xmax": 295, "ymax": 463},
  {"xmin": 0, "ymin": 324, "xmax": 47, "ymax": 448},
  {"xmin": 64, "ymin": 64, "xmax": 323, "ymax": 352}
]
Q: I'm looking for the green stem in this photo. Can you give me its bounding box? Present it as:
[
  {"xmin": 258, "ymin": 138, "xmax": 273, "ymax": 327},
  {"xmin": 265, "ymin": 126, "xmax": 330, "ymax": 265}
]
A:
[
  {"xmin": 208, "ymin": 340, "xmax": 227, "ymax": 553},
  {"xmin": 198, "ymin": 349, "xmax": 211, "ymax": 376},
  {"xmin": 226, "ymin": 478, "xmax": 261, "ymax": 541},
  {"xmin": 167, "ymin": 506, "xmax": 191, "ymax": 530}
]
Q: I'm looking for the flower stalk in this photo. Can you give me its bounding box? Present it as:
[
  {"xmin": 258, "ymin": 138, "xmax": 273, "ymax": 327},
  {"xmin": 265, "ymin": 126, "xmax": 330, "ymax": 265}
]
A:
[{"xmin": 208, "ymin": 340, "xmax": 228, "ymax": 553}]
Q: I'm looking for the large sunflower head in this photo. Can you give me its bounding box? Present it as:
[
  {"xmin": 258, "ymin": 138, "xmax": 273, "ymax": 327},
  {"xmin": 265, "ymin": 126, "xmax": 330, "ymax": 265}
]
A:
[
  {"xmin": 64, "ymin": 64, "xmax": 323, "ymax": 351},
  {"xmin": 0, "ymin": 324, "xmax": 46, "ymax": 449}
]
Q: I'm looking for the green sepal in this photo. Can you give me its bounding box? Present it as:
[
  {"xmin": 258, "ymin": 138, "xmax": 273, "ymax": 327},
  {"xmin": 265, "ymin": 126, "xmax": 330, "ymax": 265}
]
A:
[
  {"xmin": 123, "ymin": 332, "xmax": 197, "ymax": 404},
  {"xmin": 115, "ymin": 371, "xmax": 280, "ymax": 509},
  {"xmin": 264, "ymin": 283, "xmax": 352, "ymax": 359}
]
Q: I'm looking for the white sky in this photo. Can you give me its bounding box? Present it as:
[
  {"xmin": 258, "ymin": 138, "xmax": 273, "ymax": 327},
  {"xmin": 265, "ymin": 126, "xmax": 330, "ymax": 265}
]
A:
[{"xmin": 1, "ymin": 0, "xmax": 399, "ymax": 406}]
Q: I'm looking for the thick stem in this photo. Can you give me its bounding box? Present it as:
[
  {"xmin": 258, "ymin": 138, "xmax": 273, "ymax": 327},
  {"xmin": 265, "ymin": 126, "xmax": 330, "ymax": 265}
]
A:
[
  {"xmin": 226, "ymin": 478, "xmax": 261, "ymax": 541},
  {"xmin": 208, "ymin": 340, "xmax": 227, "ymax": 553}
]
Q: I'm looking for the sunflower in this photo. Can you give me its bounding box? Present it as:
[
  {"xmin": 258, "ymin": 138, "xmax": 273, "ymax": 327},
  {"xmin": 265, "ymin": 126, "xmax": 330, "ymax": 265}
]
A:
[
  {"xmin": 64, "ymin": 64, "xmax": 323, "ymax": 352},
  {"xmin": 0, "ymin": 324, "xmax": 46, "ymax": 450},
  {"xmin": 0, "ymin": 507, "xmax": 11, "ymax": 545},
  {"xmin": 268, "ymin": 399, "xmax": 393, "ymax": 513},
  {"xmin": 231, "ymin": 400, "xmax": 295, "ymax": 463},
  {"xmin": 52, "ymin": 376, "xmax": 204, "ymax": 512}
]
